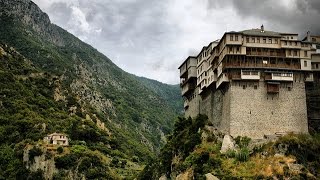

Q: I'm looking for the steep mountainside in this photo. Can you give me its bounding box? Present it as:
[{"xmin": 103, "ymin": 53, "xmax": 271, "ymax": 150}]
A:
[
  {"xmin": 137, "ymin": 76, "xmax": 183, "ymax": 115},
  {"xmin": 0, "ymin": 43, "xmax": 121, "ymax": 179},
  {"xmin": 0, "ymin": 0, "xmax": 182, "ymax": 178}
]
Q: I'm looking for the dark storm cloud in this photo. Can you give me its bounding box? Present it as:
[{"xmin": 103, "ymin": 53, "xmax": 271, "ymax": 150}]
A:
[{"xmin": 210, "ymin": 0, "xmax": 320, "ymax": 36}]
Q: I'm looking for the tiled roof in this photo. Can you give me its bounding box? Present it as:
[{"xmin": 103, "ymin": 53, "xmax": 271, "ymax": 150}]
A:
[
  {"xmin": 47, "ymin": 132, "xmax": 67, "ymax": 137},
  {"xmin": 239, "ymin": 29, "xmax": 282, "ymax": 37}
]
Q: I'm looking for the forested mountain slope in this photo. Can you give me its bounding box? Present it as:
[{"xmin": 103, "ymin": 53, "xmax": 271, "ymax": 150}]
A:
[{"xmin": 0, "ymin": 0, "xmax": 182, "ymax": 178}]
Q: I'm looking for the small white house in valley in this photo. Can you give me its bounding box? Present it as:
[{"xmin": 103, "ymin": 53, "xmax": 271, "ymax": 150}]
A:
[{"xmin": 44, "ymin": 132, "xmax": 69, "ymax": 146}]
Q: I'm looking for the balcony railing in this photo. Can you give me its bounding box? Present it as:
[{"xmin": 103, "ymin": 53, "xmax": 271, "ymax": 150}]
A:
[
  {"xmin": 247, "ymin": 51, "xmax": 286, "ymax": 57},
  {"xmin": 223, "ymin": 63, "xmax": 300, "ymax": 70},
  {"xmin": 229, "ymin": 74, "xmax": 241, "ymax": 80}
]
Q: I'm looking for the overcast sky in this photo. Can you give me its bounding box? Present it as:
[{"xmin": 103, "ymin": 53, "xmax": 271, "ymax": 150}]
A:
[{"xmin": 33, "ymin": 0, "xmax": 320, "ymax": 84}]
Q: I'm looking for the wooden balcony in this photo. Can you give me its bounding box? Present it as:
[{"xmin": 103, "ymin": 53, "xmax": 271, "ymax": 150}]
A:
[
  {"xmin": 265, "ymin": 75, "xmax": 272, "ymax": 80},
  {"xmin": 229, "ymin": 74, "xmax": 241, "ymax": 80},
  {"xmin": 247, "ymin": 51, "xmax": 286, "ymax": 57},
  {"xmin": 181, "ymin": 83, "xmax": 196, "ymax": 96},
  {"xmin": 267, "ymin": 83, "xmax": 280, "ymax": 93},
  {"xmin": 223, "ymin": 63, "xmax": 300, "ymax": 70}
]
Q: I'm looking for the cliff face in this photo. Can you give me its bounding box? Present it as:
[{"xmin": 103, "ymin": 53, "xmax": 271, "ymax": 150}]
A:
[{"xmin": 0, "ymin": 0, "xmax": 182, "ymax": 179}]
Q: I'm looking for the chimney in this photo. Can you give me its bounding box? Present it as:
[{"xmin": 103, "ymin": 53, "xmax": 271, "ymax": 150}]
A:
[
  {"xmin": 307, "ymin": 31, "xmax": 311, "ymax": 42},
  {"xmin": 261, "ymin": 24, "xmax": 265, "ymax": 33}
]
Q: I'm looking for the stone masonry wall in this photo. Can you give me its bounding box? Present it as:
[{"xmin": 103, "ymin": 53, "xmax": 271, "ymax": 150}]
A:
[
  {"xmin": 228, "ymin": 80, "xmax": 308, "ymax": 139},
  {"xmin": 184, "ymin": 79, "xmax": 308, "ymax": 139},
  {"xmin": 185, "ymin": 88, "xmax": 200, "ymax": 118}
]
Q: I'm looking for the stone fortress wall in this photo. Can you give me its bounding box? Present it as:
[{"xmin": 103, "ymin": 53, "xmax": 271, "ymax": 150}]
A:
[{"xmin": 185, "ymin": 75, "xmax": 308, "ymax": 139}]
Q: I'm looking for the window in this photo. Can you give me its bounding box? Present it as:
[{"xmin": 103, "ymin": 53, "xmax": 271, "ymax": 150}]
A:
[
  {"xmin": 269, "ymin": 38, "xmax": 272, "ymax": 43},
  {"xmin": 294, "ymin": 42, "xmax": 297, "ymax": 46},
  {"xmin": 236, "ymin": 47, "xmax": 240, "ymax": 52},
  {"xmin": 246, "ymin": 37, "xmax": 249, "ymax": 43},
  {"xmin": 263, "ymin": 38, "xmax": 266, "ymax": 43},
  {"xmin": 252, "ymin": 37, "xmax": 255, "ymax": 43},
  {"xmin": 289, "ymin": 42, "xmax": 292, "ymax": 46},
  {"xmin": 304, "ymin": 61, "xmax": 307, "ymax": 67},
  {"xmin": 235, "ymin": 35, "xmax": 238, "ymax": 41},
  {"xmin": 291, "ymin": 36, "xmax": 293, "ymax": 39},
  {"xmin": 254, "ymin": 85, "xmax": 258, "ymax": 89},
  {"xmin": 316, "ymin": 64, "xmax": 319, "ymax": 69},
  {"xmin": 288, "ymin": 87, "xmax": 292, "ymax": 91},
  {"xmin": 229, "ymin": 47, "xmax": 233, "ymax": 53},
  {"xmin": 257, "ymin": 38, "xmax": 260, "ymax": 43},
  {"xmin": 304, "ymin": 51, "xmax": 308, "ymax": 57},
  {"xmin": 275, "ymin": 39, "xmax": 278, "ymax": 44},
  {"xmin": 293, "ymin": 50, "xmax": 297, "ymax": 56},
  {"xmin": 230, "ymin": 35, "xmax": 233, "ymax": 41},
  {"xmin": 289, "ymin": 50, "xmax": 292, "ymax": 56},
  {"xmin": 243, "ymin": 85, "xmax": 246, "ymax": 89},
  {"xmin": 285, "ymin": 41, "xmax": 287, "ymax": 45}
]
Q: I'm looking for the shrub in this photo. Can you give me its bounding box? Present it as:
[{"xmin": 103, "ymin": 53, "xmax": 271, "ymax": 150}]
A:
[
  {"xmin": 225, "ymin": 149, "xmax": 236, "ymax": 158},
  {"xmin": 55, "ymin": 154, "xmax": 78, "ymax": 169},
  {"xmin": 234, "ymin": 136, "xmax": 251, "ymax": 149},
  {"xmin": 235, "ymin": 148, "xmax": 249, "ymax": 162},
  {"xmin": 57, "ymin": 146, "xmax": 63, "ymax": 154},
  {"xmin": 28, "ymin": 146, "xmax": 42, "ymax": 162}
]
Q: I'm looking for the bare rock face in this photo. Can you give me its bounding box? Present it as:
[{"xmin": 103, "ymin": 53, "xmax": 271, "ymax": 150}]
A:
[
  {"xmin": 159, "ymin": 175, "xmax": 168, "ymax": 180},
  {"xmin": 0, "ymin": 0, "xmax": 66, "ymax": 46},
  {"xmin": 220, "ymin": 135, "xmax": 235, "ymax": 153},
  {"xmin": 205, "ymin": 173, "xmax": 220, "ymax": 180},
  {"xmin": 176, "ymin": 168, "xmax": 194, "ymax": 180},
  {"xmin": 23, "ymin": 145, "xmax": 58, "ymax": 180}
]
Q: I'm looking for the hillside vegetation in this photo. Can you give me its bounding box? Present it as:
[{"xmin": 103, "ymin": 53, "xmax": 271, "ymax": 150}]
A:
[
  {"xmin": 139, "ymin": 115, "xmax": 320, "ymax": 179},
  {"xmin": 0, "ymin": 0, "xmax": 182, "ymax": 179}
]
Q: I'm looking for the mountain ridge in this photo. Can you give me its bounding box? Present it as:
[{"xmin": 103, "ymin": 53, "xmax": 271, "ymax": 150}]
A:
[{"xmin": 0, "ymin": 0, "xmax": 183, "ymax": 178}]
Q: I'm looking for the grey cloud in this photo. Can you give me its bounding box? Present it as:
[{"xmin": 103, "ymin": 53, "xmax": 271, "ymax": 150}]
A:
[
  {"xmin": 222, "ymin": 0, "xmax": 320, "ymax": 35},
  {"xmin": 34, "ymin": 0, "xmax": 320, "ymax": 84}
]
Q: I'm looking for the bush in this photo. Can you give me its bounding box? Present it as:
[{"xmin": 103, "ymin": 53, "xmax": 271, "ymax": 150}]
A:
[
  {"xmin": 55, "ymin": 154, "xmax": 78, "ymax": 169},
  {"xmin": 235, "ymin": 148, "xmax": 249, "ymax": 162},
  {"xmin": 28, "ymin": 146, "xmax": 42, "ymax": 162},
  {"xmin": 57, "ymin": 146, "xmax": 63, "ymax": 154},
  {"xmin": 234, "ymin": 136, "xmax": 251, "ymax": 149},
  {"xmin": 225, "ymin": 149, "xmax": 236, "ymax": 158}
]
